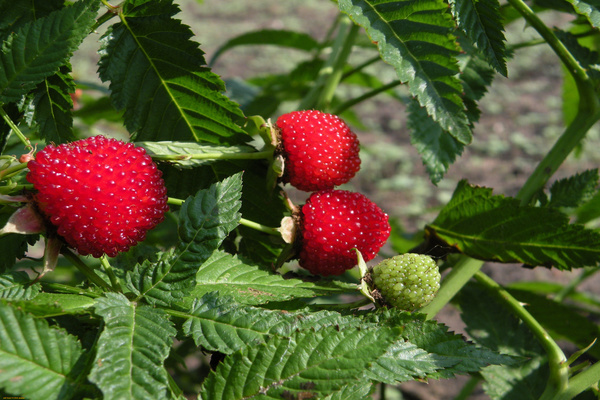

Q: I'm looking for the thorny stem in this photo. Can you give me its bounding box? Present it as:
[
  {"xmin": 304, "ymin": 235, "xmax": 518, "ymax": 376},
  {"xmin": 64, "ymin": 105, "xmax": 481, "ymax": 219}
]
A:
[
  {"xmin": 62, "ymin": 249, "xmax": 115, "ymax": 292},
  {"xmin": 0, "ymin": 106, "xmax": 32, "ymax": 150},
  {"xmin": 473, "ymin": 271, "xmax": 569, "ymax": 398}
]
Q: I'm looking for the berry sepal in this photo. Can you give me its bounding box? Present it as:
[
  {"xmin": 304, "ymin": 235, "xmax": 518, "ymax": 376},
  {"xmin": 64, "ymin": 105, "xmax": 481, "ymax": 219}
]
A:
[{"xmin": 355, "ymin": 248, "xmax": 376, "ymax": 303}]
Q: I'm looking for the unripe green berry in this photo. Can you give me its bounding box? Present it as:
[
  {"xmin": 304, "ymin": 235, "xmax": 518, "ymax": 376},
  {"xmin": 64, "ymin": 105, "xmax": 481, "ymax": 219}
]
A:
[{"xmin": 372, "ymin": 253, "xmax": 441, "ymax": 311}]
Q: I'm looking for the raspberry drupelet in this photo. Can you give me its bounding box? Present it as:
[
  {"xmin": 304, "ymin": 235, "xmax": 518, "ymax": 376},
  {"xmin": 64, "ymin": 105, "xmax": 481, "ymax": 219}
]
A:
[{"xmin": 26, "ymin": 135, "xmax": 169, "ymax": 257}]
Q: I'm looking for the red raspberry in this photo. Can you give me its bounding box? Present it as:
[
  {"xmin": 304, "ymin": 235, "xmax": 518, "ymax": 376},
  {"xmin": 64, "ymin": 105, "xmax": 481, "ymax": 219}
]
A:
[
  {"xmin": 299, "ymin": 190, "xmax": 390, "ymax": 276},
  {"xmin": 276, "ymin": 110, "xmax": 361, "ymax": 192},
  {"xmin": 26, "ymin": 135, "xmax": 169, "ymax": 258}
]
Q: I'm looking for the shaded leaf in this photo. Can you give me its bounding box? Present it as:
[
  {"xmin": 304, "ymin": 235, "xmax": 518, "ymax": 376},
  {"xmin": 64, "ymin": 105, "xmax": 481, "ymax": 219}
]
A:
[
  {"xmin": 0, "ymin": 302, "xmax": 84, "ymax": 400},
  {"xmin": 98, "ymin": 0, "xmax": 247, "ymax": 144},
  {"xmin": 0, "ymin": 271, "xmax": 39, "ymax": 300},
  {"xmin": 565, "ymin": 0, "xmax": 600, "ymax": 28},
  {"xmin": 89, "ymin": 293, "xmax": 176, "ymax": 400},
  {"xmin": 549, "ymin": 169, "xmax": 599, "ymax": 208},
  {"xmin": 0, "ymin": 0, "xmax": 99, "ymax": 103},
  {"xmin": 0, "ymin": 0, "xmax": 64, "ymax": 37},
  {"xmin": 338, "ymin": 0, "xmax": 472, "ymax": 145},
  {"xmin": 426, "ymin": 180, "xmax": 600, "ymax": 269},
  {"xmin": 210, "ymin": 29, "xmax": 320, "ymax": 66}
]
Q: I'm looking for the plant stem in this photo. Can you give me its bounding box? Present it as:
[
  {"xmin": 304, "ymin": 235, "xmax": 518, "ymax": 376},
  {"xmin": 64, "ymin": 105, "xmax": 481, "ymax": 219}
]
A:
[
  {"xmin": 101, "ymin": 256, "xmax": 122, "ymax": 292},
  {"xmin": 473, "ymin": 271, "xmax": 568, "ymax": 398},
  {"xmin": 554, "ymin": 266, "xmax": 599, "ymax": 303},
  {"xmin": 0, "ymin": 106, "xmax": 31, "ymax": 149},
  {"xmin": 239, "ymin": 217, "xmax": 281, "ymax": 236},
  {"xmin": 149, "ymin": 149, "xmax": 273, "ymax": 162},
  {"xmin": 40, "ymin": 282, "xmax": 102, "ymax": 298},
  {"xmin": 333, "ymin": 80, "xmax": 403, "ymax": 115},
  {"xmin": 341, "ymin": 55, "xmax": 381, "ymax": 81},
  {"xmin": 166, "ymin": 196, "xmax": 281, "ymax": 236},
  {"xmin": 420, "ymin": 256, "xmax": 484, "ymax": 319},
  {"xmin": 553, "ymin": 360, "xmax": 600, "ymax": 400},
  {"xmin": 454, "ymin": 376, "xmax": 481, "ymax": 400},
  {"xmin": 0, "ymin": 163, "xmax": 29, "ymax": 181},
  {"xmin": 62, "ymin": 249, "xmax": 115, "ymax": 292},
  {"xmin": 299, "ymin": 16, "xmax": 358, "ymax": 111}
]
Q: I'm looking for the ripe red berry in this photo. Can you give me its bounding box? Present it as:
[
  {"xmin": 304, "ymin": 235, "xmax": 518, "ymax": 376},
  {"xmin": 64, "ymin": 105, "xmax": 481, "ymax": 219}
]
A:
[
  {"xmin": 26, "ymin": 135, "xmax": 169, "ymax": 258},
  {"xmin": 299, "ymin": 190, "xmax": 390, "ymax": 276},
  {"xmin": 276, "ymin": 110, "xmax": 361, "ymax": 192}
]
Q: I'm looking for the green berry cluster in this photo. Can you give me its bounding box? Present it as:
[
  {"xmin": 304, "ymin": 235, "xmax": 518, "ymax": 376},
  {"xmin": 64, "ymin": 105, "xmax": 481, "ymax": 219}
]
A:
[{"xmin": 372, "ymin": 253, "xmax": 441, "ymax": 311}]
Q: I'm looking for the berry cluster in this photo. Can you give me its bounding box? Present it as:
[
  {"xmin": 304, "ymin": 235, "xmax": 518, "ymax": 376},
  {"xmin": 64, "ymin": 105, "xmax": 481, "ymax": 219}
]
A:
[
  {"xmin": 276, "ymin": 110, "xmax": 390, "ymax": 276},
  {"xmin": 27, "ymin": 135, "xmax": 169, "ymax": 258},
  {"xmin": 372, "ymin": 254, "xmax": 441, "ymax": 311}
]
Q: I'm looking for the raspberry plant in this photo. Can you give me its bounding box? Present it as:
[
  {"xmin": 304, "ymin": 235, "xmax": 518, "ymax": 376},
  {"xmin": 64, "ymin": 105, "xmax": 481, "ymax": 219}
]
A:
[{"xmin": 0, "ymin": 1, "xmax": 600, "ymax": 399}]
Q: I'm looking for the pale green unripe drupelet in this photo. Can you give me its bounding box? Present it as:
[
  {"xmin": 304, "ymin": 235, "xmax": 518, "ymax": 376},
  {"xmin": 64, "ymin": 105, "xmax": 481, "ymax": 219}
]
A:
[{"xmin": 372, "ymin": 253, "xmax": 441, "ymax": 311}]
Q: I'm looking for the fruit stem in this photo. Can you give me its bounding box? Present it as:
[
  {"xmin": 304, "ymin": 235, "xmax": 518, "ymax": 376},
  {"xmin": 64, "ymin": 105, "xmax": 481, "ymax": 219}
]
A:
[
  {"xmin": 101, "ymin": 256, "xmax": 122, "ymax": 292},
  {"xmin": 149, "ymin": 149, "xmax": 273, "ymax": 162},
  {"xmin": 0, "ymin": 106, "xmax": 32, "ymax": 150},
  {"xmin": 420, "ymin": 256, "xmax": 483, "ymax": 319},
  {"xmin": 239, "ymin": 217, "xmax": 281, "ymax": 236},
  {"xmin": 62, "ymin": 249, "xmax": 115, "ymax": 292},
  {"xmin": 167, "ymin": 197, "xmax": 281, "ymax": 236},
  {"xmin": 473, "ymin": 271, "xmax": 569, "ymax": 398}
]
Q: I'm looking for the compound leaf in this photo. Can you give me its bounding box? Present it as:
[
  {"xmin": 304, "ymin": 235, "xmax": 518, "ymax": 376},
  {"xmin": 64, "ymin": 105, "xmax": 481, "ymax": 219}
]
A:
[
  {"xmin": 98, "ymin": 0, "xmax": 247, "ymax": 144},
  {"xmin": 0, "ymin": 302, "xmax": 84, "ymax": 400},
  {"xmin": 127, "ymin": 173, "xmax": 242, "ymax": 306},
  {"xmin": 426, "ymin": 180, "xmax": 600, "ymax": 269},
  {"xmin": 199, "ymin": 326, "xmax": 399, "ymax": 400},
  {"xmin": 0, "ymin": 271, "xmax": 40, "ymax": 300},
  {"xmin": 0, "ymin": 0, "xmax": 99, "ymax": 103},
  {"xmin": 338, "ymin": 0, "xmax": 472, "ymax": 145},
  {"xmin": 190, "ymin": 250, "xmax": 357, "ymax": 305},
  {"xmin": 89, "ymin": 293, "xmax": 176, "ymax": 400}
]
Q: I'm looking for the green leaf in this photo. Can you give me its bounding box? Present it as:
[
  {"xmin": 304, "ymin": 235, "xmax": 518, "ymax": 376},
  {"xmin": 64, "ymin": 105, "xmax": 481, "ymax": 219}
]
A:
[
  {"xmin": 322, "ymin": 383, "xmax": 375, "ymax": 400},
  {"xmin": 458, "ymin": 283, "xmax": 548, "ymax": 400},
  {"xmin": 127, "ymin": 173, "xmax": 243, "ymax": 306},
  {"xmin": 89, "ymin": 293, "xmax": 177, "ymax": 400},
  {"xmin": 209, "ymin": 29, "xmax": 321, "ymax": 66},
  {"xmin": 0, "ymin": 0, "xmax": 99, "ymax": 103},
  {"xmin": 450, "ymin": 0, "xmax": 507, "ymax": 76},
  {"xmin": 577, "ymin": 189, "xmax": 600, "ymax": 224},
  {"xmin": 22, "ymin": 64, "xmax": 75, "ymax": 143},
  {"xmin": 408, "ymin": 100, "xmax": 465, "ymax": 184},
  {"xmin": 0, "ymin": 302, "xmax": 84, "ymax": 400},
  {"xmin": 549, "ymin": 169, "xmax": 599, "ymax": 208},
  {"xmin": 137, "ymin": 141, "xmax": 258, "ymax": 169},
  {"xmin": 199, "ymin": 326, "xmax": 399, "ymax": 400},
  {"xmin": 556, "ymin": 29, "xmax": 600, "ymax": 82},
  {"xmin": 0, "ymin": 271, "xmax": 40, "ymax": 300},
  {"xmin": 190, "ymin": 250, "xmax": 358, "ymax": 305},
  {"xmin": 565, "ymin": 0, "xmax": 600, "ymax": 28},
  {"xmin": 181, "ymin": 292, "xmax": 296, "ymax": 354},
  {"xmin": 10, "ymin": 292, "xmax": 96, "ymax": 317},
  {"xmin": 426, "ymin": 180, "xmax": 600, "ymax": 269},
  {"xmin": 338, "ymin": 0, "xmax": 472, "ymax": 145},
  {"xmin": 98, "ymin": 1, "xmax": 247, "ymax": 144},
  {"xmin": 0, "ymin": 0, "xmax": 64, "ymax": 37}
]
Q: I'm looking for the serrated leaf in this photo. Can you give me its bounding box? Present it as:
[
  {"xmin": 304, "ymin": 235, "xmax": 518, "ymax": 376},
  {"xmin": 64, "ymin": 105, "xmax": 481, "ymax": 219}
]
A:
[
  {"xmin": 0, "ymin": 0, "xmax": 64, "ymax": 37},
  {"xmin": 458, "ymin": 283, "xmax": 548, "ymax": 400},
  {"xmin": 98, "ymin": 1, "xmax": 247, "ymax": 144},
  {"xmin": 0, "ymin": 0, "xmax": 99, "ymax": 103},
  {"xmin": 556, "ymin": 29, "xmax": 600, "ymax": 82},
  {"xmin": 89, "ymin": 293, "xmax": 176, "ymax": 400},
  {"xmin": 408, "ymin": 100, "xmax": 465, "ymax": 184},
  {"xmin": 577, "ymin": 189, "xmax": 600, "ymax": 224},
  {"xmin": 322, "ymin": 383, "xmax": 375, "ymax": 400},
  {"xmin": 426, "ymin": 180, "xmax": 600, "ymax": 269},
  {"xmin": 450, "ymin": 0, "xmax": 507, "ymax": 76},
  {"xmin": 209, "ymin": 29, "xmax": 320, "ymax": 66},
  {"xmin": 0, "ymin": 271, "xmax": 40, "ymax": 300},
  {"xmin": 338, "ymin": 0, "xmax": 472, "ymax": 145},
  {"xmin": 127, "ymin": 174, "xmax": 242, "ymax": 306},
  {"xmin": 190, "ymin": 250, "xmax": 357, "ymax": 305},
  {"xmin": 137, "ymin": 141, "xmax": 258, "ymax": 169},
  {"xmin": 199, "ymin": 326, "xmax": 399, "ymax": 400},
  {"xmin": 0, "ymin": 302, "xmax": 84, "ymax": 400},
  {"xmin": 549, "ymin": 169, "xmax": 599, "ymax": 208},
  {"xmin": 181, "ymin": 292, "xmax": 296, "ymax": 354},
  {"xmin": 22, "ymin": 64, "xmax": 75, "ymax": 143}
]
